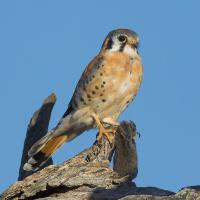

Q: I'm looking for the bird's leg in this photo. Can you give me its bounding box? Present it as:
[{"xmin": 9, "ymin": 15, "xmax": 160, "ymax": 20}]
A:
[
  {"xmin": 102, "ymin": 117, "xmax": 120, "ymax": 127},
  {"xmin": 92, "ymin": 114, "xmax": 116, "ymax": 143}
]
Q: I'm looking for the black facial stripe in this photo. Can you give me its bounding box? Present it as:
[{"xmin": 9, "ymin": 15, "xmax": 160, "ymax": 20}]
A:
[
  {"xmin": 119, "ymin": 42, "xmax": 126, "ymax": 52},
  {"xmin": 105, "ymin": 38, "xmax": 113, "ymax": 50}
]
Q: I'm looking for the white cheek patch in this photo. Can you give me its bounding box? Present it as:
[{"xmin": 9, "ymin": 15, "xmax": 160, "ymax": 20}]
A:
[
  {"xmin": 110, "ymin": 41, "xmax": 121, "ymax": 51},
  {"xmin": 123, "ymin": 45, "xmax": 137, "ymax": 56},
  {"xmin": 108, "ymin": 41, "xmax": 138, "ymax": 58}
]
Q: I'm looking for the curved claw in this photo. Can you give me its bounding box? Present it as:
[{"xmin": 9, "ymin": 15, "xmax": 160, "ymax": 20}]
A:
[
  {"xmin": 97, "ymin": 127, "xmax": 116, "ymax": 143},
  {"xmin": 92, "ymin": 113, "xmax": 116, "ymax": 143}
]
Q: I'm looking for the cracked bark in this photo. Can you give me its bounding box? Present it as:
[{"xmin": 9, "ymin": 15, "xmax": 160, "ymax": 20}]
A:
[{"xmin": 1, "ymin": 94, "xmax": 200, "ymax": 200}]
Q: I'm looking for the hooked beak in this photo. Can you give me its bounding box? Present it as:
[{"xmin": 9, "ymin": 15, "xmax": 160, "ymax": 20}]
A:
[{"xmin": 130, "ymin": 36, "xmax": 139, "ymax": 49}]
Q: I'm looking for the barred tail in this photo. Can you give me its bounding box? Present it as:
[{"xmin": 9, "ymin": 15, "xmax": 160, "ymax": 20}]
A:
[{"xmin": 23, "ymin": 134, "xmax": 68, "ymax": 171}]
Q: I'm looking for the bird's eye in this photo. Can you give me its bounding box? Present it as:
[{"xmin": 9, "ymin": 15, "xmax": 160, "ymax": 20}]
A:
[{"xmin": 118, "ymin": 35, "xmax": 127, "ymax": 43}]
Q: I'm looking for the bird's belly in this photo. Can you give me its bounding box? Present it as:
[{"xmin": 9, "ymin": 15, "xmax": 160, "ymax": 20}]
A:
[
  {"xmin": 73, "ymin": 57, "xmax": 143, "ymax": 121},
  {"xmin": 91, "ymin": 70, "xmax": 141, "ymax": 120}
]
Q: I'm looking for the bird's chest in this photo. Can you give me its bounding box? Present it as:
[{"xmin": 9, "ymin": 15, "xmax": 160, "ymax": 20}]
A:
[
  {"xmin": 101, "ymin": 52, "xmax": 142, "ymax": 97},
  {"xmin": 85, "ymin": 53, "xmax": 135, "ymax": 98},
  {"xmin": 74, "ymin": 52, "xmax": 142, "ymax": 119},
  {"xmin": 90, "ymin": 53, "xmax": 142, "ymax": 116}
]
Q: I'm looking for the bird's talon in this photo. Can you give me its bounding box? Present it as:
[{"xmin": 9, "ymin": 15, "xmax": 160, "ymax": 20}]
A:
[
  {"xmin": 92, "ymin": 113, "xmax": 116, "ymax": 143},
  {"xmin": 96, "ymin": 128, "xmax": 116, "ymax": 143},
  {"xmin": 97, "ymin": 132, "xmax": 111, "ymax": 143}
]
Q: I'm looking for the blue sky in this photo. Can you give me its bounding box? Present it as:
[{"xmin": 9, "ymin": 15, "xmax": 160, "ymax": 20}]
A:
[{"xmin": 0, "ymin": 0, "xmax": 200, "ymax": 193}]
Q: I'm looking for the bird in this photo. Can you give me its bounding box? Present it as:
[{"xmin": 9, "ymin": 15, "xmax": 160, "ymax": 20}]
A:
[{"xmin": 23, "ymin": 28, "xmax": 143, "ymax": 171}]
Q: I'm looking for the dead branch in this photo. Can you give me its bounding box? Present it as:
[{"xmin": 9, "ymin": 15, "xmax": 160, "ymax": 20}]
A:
[{"xmin": 18, "ymin": 93, "xmax": 56, "ymax": 181}]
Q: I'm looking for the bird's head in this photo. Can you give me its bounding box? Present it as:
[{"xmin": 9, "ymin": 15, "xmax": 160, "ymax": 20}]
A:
[{"xmin": 101, "ymin": 29, "xmax": 139, "ymax": 55}]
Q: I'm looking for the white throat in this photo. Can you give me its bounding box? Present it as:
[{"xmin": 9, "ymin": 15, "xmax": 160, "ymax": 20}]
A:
[
  {"xmin": 123, "ymin": 45, "xmax": 138, "ymax": 57},
  {"xmin": 107, "ymin": 41, "xmax": 138, "ymax": 58}
]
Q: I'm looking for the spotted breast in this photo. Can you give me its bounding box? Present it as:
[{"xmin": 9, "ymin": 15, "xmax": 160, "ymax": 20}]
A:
[{"xmin": 70, "ymin": 49, "xmax": 143, "ymax": 121}]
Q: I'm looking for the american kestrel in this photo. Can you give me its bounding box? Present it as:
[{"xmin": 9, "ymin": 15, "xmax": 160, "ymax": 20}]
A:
[{"xmin": 24, "ymin": 29, "xmax": 143, "ymax": 171}]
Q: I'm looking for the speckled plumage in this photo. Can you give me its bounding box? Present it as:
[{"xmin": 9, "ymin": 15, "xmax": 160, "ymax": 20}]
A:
[
  {"xmin": 24, "ymin": 28, "xmax": 143, "ymax": 171},
  {"xmin": 70, "ymin": 51, "xmax": 142, "ymax": 121}
]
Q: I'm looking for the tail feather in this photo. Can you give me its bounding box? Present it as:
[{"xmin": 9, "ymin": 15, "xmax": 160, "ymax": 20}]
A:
[
  {"xmin": 28, "ymin": 131, "xmax": 54, "ymax": 157},
  {"xmin": 23, "ymin": 135, "xmax": 68, "ymax": 171}
]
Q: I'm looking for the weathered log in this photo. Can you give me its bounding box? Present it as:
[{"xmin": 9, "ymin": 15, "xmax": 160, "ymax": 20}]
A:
[
  {"xmin": 1, "ymin": 116, "xmax": 142, "ymax": 200},
  {"xmin": 1, "ymin": 93, "xmax": 200, "ymax": 200},
  {"xmin": 2, "ymin": 137, "xmax": 200, "ymax": 200}
]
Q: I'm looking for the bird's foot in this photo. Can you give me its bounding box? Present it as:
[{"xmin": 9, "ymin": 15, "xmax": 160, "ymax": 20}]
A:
[
  {"xmin": 97, "ymin": 126, "xmax": 116, "ymax": 143},
  {"xmin": 92, "ymin": 114, "xmax": 116, "ymax": 143}
]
